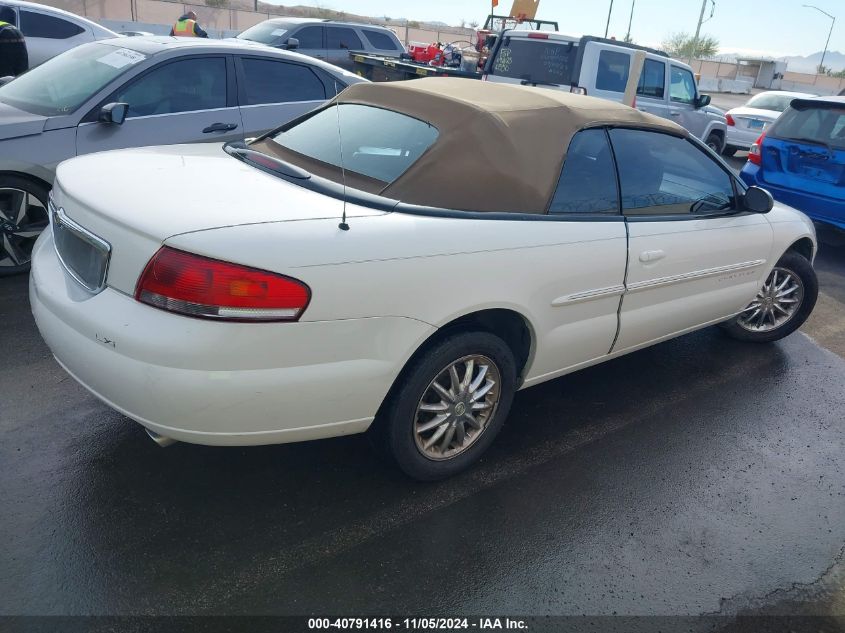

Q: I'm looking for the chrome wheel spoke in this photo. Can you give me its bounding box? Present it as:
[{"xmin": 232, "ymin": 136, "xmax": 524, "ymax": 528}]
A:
[
  {"xmin": 417, "ymin": 413, "xmax": 450, "ymax": 434},
  {"xmin": 2, "ymin": 235, "xmax": 24, "ymax": 266},
  {"xmin": 15, "ymin": 191, "xmax": 29, "ymax": 224},
  {"xmin": 737, "ymin": 266, "xmax": 805, "ymax": 333},
  {"xmin": 414, "ymin": 354, "xmax": 502, "ymax": 461}
]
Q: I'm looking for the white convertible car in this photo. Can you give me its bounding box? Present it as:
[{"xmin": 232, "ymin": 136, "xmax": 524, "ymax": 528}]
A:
[{"xmin": 31, "ymin": 79, "xmax": 818, "ymax": 480}]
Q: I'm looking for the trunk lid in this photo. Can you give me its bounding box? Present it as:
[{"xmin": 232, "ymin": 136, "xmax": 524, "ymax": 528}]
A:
[
  {"xmin": 52, "ymin": 143, "xmax": 383, "ymax": 294},
  {"xmin": 730, "ymin": 106, "xmax": 778, "ymax": 133}
]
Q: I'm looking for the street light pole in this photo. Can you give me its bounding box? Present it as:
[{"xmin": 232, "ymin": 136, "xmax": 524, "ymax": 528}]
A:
[
  {"xmin": 604, "ymin": 0, "xmax": 614, "ymax": 38},
  {"xmin": 625, "ymin": 0, "xmax": 635, "ymax": 42},
  {"xmin": 803, "ymin": 4, "xmax": 836, "ymax": 75}
]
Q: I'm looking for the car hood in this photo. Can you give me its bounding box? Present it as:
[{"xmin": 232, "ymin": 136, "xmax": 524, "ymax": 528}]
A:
[
  {"xmin": 54, "ymin": 143, "xmax": 384, "ymax": 240},
  {"xmin": 726, "ymin": 106, "xmax": 779, "ymax": 121},
  {"xmin": 0, "ymin": 101, "xmax": 47, "ymax": 141}
]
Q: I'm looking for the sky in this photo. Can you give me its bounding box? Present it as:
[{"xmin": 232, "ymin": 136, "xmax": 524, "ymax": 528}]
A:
[{"xmin": 271, "ymin": 0, "xmax": 843, "ymax": 58}]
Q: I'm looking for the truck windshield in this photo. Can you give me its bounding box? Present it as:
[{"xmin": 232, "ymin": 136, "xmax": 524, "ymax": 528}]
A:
[
  {"xmin": 489, "ymin": 37, "xmax": 578, "ymax": 86},
  {"xmin": 0, "ymin": 42, "xmax": 146, "ymax": 117}
]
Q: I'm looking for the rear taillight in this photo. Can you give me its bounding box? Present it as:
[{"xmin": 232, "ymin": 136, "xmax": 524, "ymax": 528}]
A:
[
  {"xmin": 135, "ymin": 247, "xmax": 310, "ymax": 322},
  {"xmin": 527, "ymin": 32, "xmax": 549, "ymax": 39},
  {"xmin": 748, "ymin": 133, "xmax": 765, "ymax": 166},
  {"xmin": 726, "ymin": 113, "xmax": 735, "ymax": 126}
]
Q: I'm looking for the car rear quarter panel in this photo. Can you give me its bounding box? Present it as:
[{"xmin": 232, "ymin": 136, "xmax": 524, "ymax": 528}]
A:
[{"xmin": 165, "ymin": 210, "xmax": 629, "ymax": 384}]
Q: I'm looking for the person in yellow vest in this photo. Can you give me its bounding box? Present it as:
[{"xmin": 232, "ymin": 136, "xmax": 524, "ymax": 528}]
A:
[
  {"xmin": 0, "ymin": 6, "xmax": 28, "ymax": 78},
  {"xmin": 170, "ymin": 11, "xmax": 208, "ymax": 38}
]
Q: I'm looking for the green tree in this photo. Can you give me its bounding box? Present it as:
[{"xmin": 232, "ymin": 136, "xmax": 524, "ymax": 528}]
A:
[{"xmin": 661, "ymin": 32, "xmax": 719, "ymax": 59}]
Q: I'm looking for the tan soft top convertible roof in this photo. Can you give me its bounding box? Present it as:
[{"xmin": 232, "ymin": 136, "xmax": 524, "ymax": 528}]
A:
[{"xmin": 254, "ymin": 77, "xmax": 687, "ymax": 214}]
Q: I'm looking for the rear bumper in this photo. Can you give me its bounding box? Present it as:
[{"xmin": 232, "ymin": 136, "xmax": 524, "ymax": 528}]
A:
[
  {"xmin": 30, "ymin": 231, "xmax": 435, "ymax": 446},
  {"xmin": 740, "ymin": 164, "xmax": 845, "ymax": 231},
  {"xmin": 725, "ymin": 127, "xmax": 759, "ymax": 150}
]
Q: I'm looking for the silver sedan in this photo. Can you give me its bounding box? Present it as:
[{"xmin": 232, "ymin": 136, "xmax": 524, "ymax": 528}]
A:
[
  {"xmin": 0, "ymin": 36, "xmax": 364, "ymax": 274},
  {"xmin": 723, "ymin": 90, "xmax": 815, "ymax": 156}
]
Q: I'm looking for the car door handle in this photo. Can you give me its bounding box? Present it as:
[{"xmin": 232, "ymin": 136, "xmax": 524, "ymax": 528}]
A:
[
  {"xmin": 639, "ymin": 249, "xmax": 666, "ymax": 263},
  {"xmin": 669, "ymin": 112, "xmax": 681, "ymax": 117},
  {"xmin": 202, "ymin": 122, "xmax": 238, "ymax": 133}
]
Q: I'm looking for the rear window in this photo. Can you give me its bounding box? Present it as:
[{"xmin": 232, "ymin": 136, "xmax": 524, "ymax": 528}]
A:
[
  {"xmin": 490, "ymin": 37, "xmax": 577, "ymax": 86},
  {"xmin": 362, "ymin": 29, "xmax": 400, "ymax": 51},
  {"xmin": 20, "ymin": 10, "xmax": 84, "ymax": 39},
  {"xmin": 746, "ymin": 93, "xmax": 802, "ymax": 113},
  {"xmin": 271, "ymin": 104, "xmax": 439, "ymax": 184},
  {"xmin": 769, "ymin": 104, "xmax": 845, "ymax": 149}
]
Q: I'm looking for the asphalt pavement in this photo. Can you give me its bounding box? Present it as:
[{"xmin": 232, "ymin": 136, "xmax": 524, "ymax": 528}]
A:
[
  {"xmin": 2, "ymin": 101, "xmax": 845, "ymax": 627},
  {"xmin": 2, "ymin": 226, "xmax": 845, "ymax": 628}
]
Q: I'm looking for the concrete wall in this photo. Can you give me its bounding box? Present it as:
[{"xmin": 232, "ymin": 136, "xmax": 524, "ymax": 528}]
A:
[{"xmin": 691, "ymin": 57, "xmax": 845, "ymax": 96}]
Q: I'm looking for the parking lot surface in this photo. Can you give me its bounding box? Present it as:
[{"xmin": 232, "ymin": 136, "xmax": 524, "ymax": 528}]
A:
[{"xmin": 2, "ymin": 225, "xmax": 845, "ymax": 621}]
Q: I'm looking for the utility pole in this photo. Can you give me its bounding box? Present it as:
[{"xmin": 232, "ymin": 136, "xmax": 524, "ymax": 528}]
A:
[
  {"xmin": 625, "ymin": 0, "xmax": 635, "ymax": 42},
  {"xmin": 689, "ymin": 0, "xmax": 709, "ymax": 64},
  {"xmin": 604, "ymin": 0, "xmax": 614, "ymax": 38},
  {"xmin": 803, "ymin": 5, "xmax": 836, "ymax": 75}
]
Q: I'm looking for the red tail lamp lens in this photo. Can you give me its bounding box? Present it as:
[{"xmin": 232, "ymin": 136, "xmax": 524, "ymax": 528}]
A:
[
  {"xmin": 748, "ymin": 133, "xmax": 765, "ymax": 166},
  {"xmin": 135, "ymin": 247, "xmax": 310, "ymax": 322}
]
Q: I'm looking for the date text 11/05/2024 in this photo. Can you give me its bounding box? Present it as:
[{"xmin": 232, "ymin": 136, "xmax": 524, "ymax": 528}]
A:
[{"xmin": 307, "ymin": 618, "xmax": 529, "ymax": 630}]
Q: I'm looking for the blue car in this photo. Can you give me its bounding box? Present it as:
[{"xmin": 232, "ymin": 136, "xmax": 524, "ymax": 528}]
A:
[{"xmin": 740, "ymin": 96, "xmax": 845, "ymax": 230}]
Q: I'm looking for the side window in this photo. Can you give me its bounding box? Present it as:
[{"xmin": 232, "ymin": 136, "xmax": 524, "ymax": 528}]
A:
[
  {"xmin": 239, "ymin": 58, "xmax": 326, "ymax": 105},
  {"xmin": 326, "ymin": 27, "xmax": 363, "ymax": 50},
  {"xmin": 362, "ymin": 29, "xmax": 399, "ymax": 51},
  {"xmin": 114, "ymin": 57, "xmax": 227, "ymax": 118},
  {"xmin": 609, "ymin": 128, "xmax": 736, "ymax": 216},
  {"xmin": 294, "ymin": 26, "xmax": 323, "ymax": 49},
  {"xmin": 637, "ymin": 59, "xmax": 665, "ymax": 99},
  {"xmin": 596, "ymin": 50, "xmax": 630, "ymax": 92},
  {"xmin": 550, "ymin": 128, "xmax": 618, "ymax": 214},
  {"xmin": 0, "ymin": 6, "xmax": 18, "ymax": 26},
  {"xmin": 669, "ymin": 66, "xmax": 696, "ymax": 105},
  {"xmin": 20, "ymin": 10, "xmax": 84, "ymax": 39}
]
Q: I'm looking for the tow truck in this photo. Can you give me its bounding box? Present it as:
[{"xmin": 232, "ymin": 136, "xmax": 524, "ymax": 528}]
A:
[{"xmin": 349, "ymin": 0, "xmax": 558, "ymax": 82}]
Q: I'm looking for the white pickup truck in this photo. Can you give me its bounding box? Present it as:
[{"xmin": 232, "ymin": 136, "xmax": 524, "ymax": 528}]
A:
[{"xmin": 484, "ymin": 32, "xmax": 728, "ymax": 153}]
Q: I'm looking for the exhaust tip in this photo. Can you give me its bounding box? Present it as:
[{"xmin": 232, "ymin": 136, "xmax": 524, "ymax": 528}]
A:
[{"xmin": 145, "ymin": 428, "xmax": 178, "ymax": 448}]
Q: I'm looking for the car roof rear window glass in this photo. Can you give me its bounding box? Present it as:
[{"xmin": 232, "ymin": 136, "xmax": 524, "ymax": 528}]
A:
[
  {"xmin": 362, "ymin": 28, "xmax": 399, "ymax": 51},
  {"xmin": 20, "ymin": 10, "xmax": 84, "ymax": 39},
  {"xmin": 490, "ymin": 37, "xmax": 577, "ymax": 86},
  {"xmin": 770, "ymin": 104, "xmax": 845, "ymax": 149},
  {"xmin": 0, "ymin": 42, "xmax": 144, "ymax": 116},
  {"xmin": 550, "ymin": 128, "xmax": 618, "ymax": 214},
  {"xmin": 236, "ymin": 21, "xmax": 296, "ymax": 46},
  {"xmin": 596, "ymin": 50, "xmax": 630, "ymax": 92},
  {"xmin": 746, "ymin": 93, "xmax": 800, "ymax": 113},
  {"xmin": 271, "ymin": 104, "xmax": 438, "ymax": 184}
]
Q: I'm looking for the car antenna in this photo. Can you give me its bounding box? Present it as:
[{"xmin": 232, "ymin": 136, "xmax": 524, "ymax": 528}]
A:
[{"xmin": 334, "ymin": 82, "xmax": 350, "ymax": 231}]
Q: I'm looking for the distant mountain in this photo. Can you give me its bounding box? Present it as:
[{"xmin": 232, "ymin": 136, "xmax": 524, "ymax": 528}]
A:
[{"xmin": 781, "ymin": 50, "xmax": 845, "ymax": 73}]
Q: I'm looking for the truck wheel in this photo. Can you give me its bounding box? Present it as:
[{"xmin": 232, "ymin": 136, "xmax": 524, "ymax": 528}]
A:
[
  {"xmin": 373, "ymin": 331, "xmax": 517, "ymax": 481},
  {"xmin": 705, "ymin": 133, "xmax": 724, "ymax": 154}
]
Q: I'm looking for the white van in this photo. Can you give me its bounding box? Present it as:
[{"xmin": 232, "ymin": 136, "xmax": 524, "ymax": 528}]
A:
[{"xmin": 484, "ymin": 32, "xmax": 727, "ymax": 152}]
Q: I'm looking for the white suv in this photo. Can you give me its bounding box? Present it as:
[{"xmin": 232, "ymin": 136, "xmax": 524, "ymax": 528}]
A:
[
  {"xmin": 485, "ymin": 32, "xmax": 727, "ymax": 153},
  {"xmin": 0, "ymin": 0, "xmax": 117, "ymax": 67}
]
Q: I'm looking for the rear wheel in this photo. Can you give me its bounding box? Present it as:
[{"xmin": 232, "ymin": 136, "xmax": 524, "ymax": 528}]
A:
[
  {"xmin": 721, "ymin": 251, "xmax": 818, "ymax": 343},
  {"xmin": 0, "ymin": 175, "xmax": 50, "ymax": 276},
  {"xmin": 372, "ymin": 331, "xmax": 516, "ymax": 481}
]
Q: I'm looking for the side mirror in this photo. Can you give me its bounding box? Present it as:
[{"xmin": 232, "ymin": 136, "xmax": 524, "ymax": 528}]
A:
[
  {"xmin": 743, "ymin": 186, "xmax": 774, "ymax": 214},
  {"xmin": 696, "ymin": 94, "xmax": 712, "ymax": 109},
  {"xmin": 284, "ymin": 37, "xmax": 299, "ymax": 50},
  {"xmin": 98, "ymin": 102, "xmax": 128, "ymax": 125},
  {"xmin": 0, "ymin": 76, "xmax": 14, "ymax": 87}
]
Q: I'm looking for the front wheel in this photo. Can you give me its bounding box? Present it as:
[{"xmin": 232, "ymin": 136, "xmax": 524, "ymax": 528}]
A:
[
  {"xmin": 0, "ymin": 175, "xmax": 50, "ymax": 276},
  {"xmin": 705, "ymin": 132, "xmax": 724, "ymax": 154},
  {"xmin": 373, "ymin": 331, "xmax": 517, "ymax": 481},
  {"xmin": 721, "ymin": 251, "xmax": 818, "ymax": 343}
]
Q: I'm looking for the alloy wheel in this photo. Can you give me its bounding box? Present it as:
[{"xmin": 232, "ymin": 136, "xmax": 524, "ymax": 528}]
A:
[
  {"xmin": 413, "ymin": 354, "xmax": 502, "ymax": 461},
  {"xmin": 736, "ymin": 267, "xmax": 804, "ymax": 333},
  {"xmin": 0, "ymin": 187, "xmax": 48, "ymax": 270}
]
